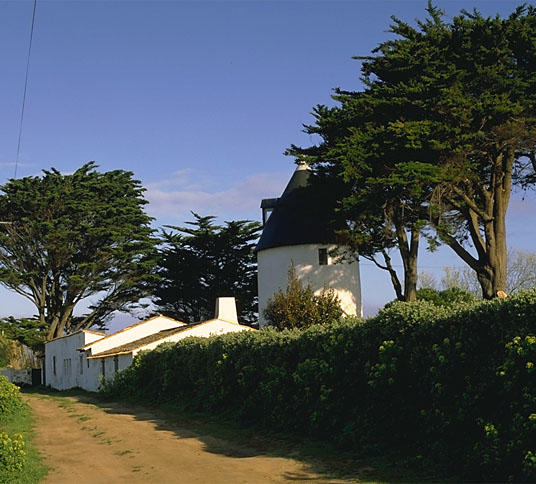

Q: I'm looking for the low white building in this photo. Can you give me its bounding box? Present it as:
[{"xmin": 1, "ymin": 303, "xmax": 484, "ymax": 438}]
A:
[
  {"xmin": 43, "ymin": 328, "xmax": 107, "ymax": 391},
  {"xmin": 44, "ymin": 298, "xmax": 253, "ymax": 391}
]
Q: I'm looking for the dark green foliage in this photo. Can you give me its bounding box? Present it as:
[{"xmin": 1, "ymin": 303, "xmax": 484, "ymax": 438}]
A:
[
  {"xmin": 104, "ymin": 291, "xmax": 536, "ymax": 481},
  {"xmin": 0, "ymin": 317, "xmax": 47, "ymax": 354},
  {"xmin": 415, "ymin": 287, "xmax": 477, "ymax": 307},
  {"xmin": 0, "ymin": 163, "xmax": 157, "ymax": 340},
  {"xmin": 263, "ymin": 265, "xmax": 344, "ymax": 330},
  {"xmin": 289, "ymin": 4, "xmax": 536, "ymax": 300},
  {"xmin": 153, "ymin": 213, "xmax": 261, "ymax": 325}
]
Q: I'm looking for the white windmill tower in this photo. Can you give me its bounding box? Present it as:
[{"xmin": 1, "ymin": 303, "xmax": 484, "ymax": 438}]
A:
[{"xmin": 256, "ymin": 161, "xmax": 362, "ymax": 326}]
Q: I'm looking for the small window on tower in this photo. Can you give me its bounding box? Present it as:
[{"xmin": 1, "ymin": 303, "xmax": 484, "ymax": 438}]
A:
[
  {"xmin": 262, "ymin": 207, "xmax": 273, "ymax": 225},
  {"xmin": 318, "ymin": 248, "xmax": 328, "ymax": 266}
]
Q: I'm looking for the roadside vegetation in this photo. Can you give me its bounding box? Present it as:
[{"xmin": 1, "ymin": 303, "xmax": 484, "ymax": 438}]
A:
[
  {"xmin": 0, "ymin": 376, "xmax": 47, "ymax": 483},
  {"xmin": 103, "ymin": 290, "xmax": 536, "ymax": 482}
]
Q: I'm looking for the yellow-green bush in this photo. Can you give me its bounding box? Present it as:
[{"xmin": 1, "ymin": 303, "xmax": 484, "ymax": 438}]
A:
[
  {"xmin": 0, "ymin": 377, "xmax": 26, "ymax": 479},
  {"xmin": 0, "ymin": 432, "xmax": 25, "ymax": 473},
  {"xmin": 103, "ymin": 290, "xmax": 536, "ymax": 481},
  {"xmin": 0, "ymin": 376, "xmax": 22, "ymax": 419}
]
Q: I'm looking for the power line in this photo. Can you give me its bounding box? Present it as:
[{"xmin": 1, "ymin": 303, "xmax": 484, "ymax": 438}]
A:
[{"xmin": 15, "ymin": 0, "xmax": 37, "ymax": 179}]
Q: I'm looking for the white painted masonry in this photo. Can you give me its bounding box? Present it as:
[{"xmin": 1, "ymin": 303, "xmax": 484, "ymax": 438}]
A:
[
  {"xmin": 44, "ymin": 330, "xmax": 105, "ymax": 390},
  {"xmin": 45, "ymin": 299, "xmax": 254, "ymax": 392},
  {"xmin": 214, "ymin": 297, "xmax": 239, "ymax": 323},
  {"xmin": 257, "ymin": 244, "xmax": 362, "ymax": 326},
  {"xmin": 88, "ymin": 319, "xmax": 254, "ymax": 387},
  {"xmin": 79, "ymin": 315, "xmax": 184, "ymax": 356}
]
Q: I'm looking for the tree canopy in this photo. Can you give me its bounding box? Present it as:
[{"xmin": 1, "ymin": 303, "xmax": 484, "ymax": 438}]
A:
[
  {"xmin": 0, "ymin": 162, "xmax": 157, "ymax": 340},
  {"xmin": 289, "ymin": 3, "xmax": 536, "ymax": 300},
  {"xmin": 153, "ymin": 213, "xmax": 261, "ymax": 325},
  {"xmin": 0, "ymin": 317, "xmax": 47, "ymax": 353}
]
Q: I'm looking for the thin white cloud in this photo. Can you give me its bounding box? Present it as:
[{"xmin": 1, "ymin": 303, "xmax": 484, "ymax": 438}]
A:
[
  {"xmin": 145, "ymin": 170, "xmax": 289, "ymax": 225},
  {"xmin": 145, "ymin": 168, "xmax": 202, "ymax": 190}
]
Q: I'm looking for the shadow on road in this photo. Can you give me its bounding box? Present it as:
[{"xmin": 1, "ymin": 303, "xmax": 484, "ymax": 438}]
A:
[{"xmin": 23, "ymin": 386, "xmax": 389, "ymax": 483}]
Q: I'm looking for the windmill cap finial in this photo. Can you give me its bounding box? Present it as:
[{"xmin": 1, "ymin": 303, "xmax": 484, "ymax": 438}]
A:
[{"xmin": 296, "ymin": 158, "xmax": 310, "ymax": 171}]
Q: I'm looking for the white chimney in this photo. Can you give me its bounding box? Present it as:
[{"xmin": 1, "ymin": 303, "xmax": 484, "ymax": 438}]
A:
[{"xmin": 214, "ymin": 297, "xmax": 238, "ymax": 324}]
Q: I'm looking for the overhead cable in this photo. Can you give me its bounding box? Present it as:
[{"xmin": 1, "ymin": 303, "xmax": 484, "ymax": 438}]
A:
[{"xmin": 15, "ymin": 0, "xmax": 37, "ymax": 179}]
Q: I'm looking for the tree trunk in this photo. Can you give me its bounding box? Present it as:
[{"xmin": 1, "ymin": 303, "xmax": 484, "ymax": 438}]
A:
[
  {"xmin": 395, "ymin": 219, "xmax": 420, "ymax": 302},
  {"xmin": 381, "ymin": 249, "xmax": 404, "ymax": 301},
  {"xmin": 369, "ymin": 224, "xmax": 420, "ymax": 302},
  {"xmin": 437, "ymin": 150, "xmax": 512, "ymax": 299}
]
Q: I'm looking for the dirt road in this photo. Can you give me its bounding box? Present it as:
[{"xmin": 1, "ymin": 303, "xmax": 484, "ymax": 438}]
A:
[{"xmin": 25, "ymin": 393, "xmax": 353, "ymax": 484}]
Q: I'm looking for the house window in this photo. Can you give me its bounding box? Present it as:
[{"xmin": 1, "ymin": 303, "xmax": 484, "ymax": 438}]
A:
[
  {"xmin": 114, "ymin": 356, "xmax": 119, "ymax": 373},
  {"xmin": 64, "ymin": 358, "xmax": 72, "ymax": 378},
  {"xmin": 63, "ymin": 358, "xmax": 71, "ymax": 378},
  {"xmin": 101, "ymin": 359, "xmax": 105, "ymax": 377},
  {"xmin": 318, "ymin": 248, "xmax": 328, "ymax": 266},
  {"xmin": 79, "ymin": 355, "xmax": 83, "ymax": 375},
  {"xmin": 53, "ymin": 356, "xmax": 56, "ymax": 375}
]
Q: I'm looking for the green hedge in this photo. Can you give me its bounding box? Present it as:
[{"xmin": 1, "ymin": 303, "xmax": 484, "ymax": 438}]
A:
[{"xmin": 103, "ymin": 291, "xmax": 536, "ymax": 481}]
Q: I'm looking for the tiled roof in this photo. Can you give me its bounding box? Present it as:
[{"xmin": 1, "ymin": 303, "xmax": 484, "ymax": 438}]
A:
[
  {"xmin": 79, "ymin": 314, "xmax": 184, "ymax": 350},
  {"xmin": 84, "ymin": 329, "xmax": 107, "ymax": 336},
  {"xmin": 87, "ymin": 320, "xmax": 213, "ymax": 359},
  {"xmin": 45, "ymin": 328, "xmax": 106, "ymax": 344}
]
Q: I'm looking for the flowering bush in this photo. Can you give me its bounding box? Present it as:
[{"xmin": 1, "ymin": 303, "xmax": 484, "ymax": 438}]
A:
[
  {"xmin": 0, "ymin": 376, "xmax": 22, "ymax": 419},
  {"xmin": 0, "ymin": 432, "xmax": 25, "ymax": 474}
]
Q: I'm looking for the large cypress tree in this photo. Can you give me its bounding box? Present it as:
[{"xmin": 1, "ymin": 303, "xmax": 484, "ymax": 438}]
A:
[
  {"xmin": 154, "ymin": 214, "xmax": 261, "ymax": 325},
  {"xmin": 290, "ymin": 4, "xmax": 536, "ymax": 299},
  {"xmin": 0, "ymin": 162, "xmax": 157, "ymax": 340}
]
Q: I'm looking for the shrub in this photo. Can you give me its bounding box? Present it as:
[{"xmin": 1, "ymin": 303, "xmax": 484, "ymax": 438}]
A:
[
  {"xmin": 0, "ymin": 376, "xmax": 22, "ymax": 419},
  {"xmin": 104, "ymin": 290, "xmax": 536, "ymax": 481},
  {"xmin": 0, "ymin": 377, "xmax": 26, "ymax": 480},
  {"xmin": 416, "ymin": 287, "xmax": 477, "ymax": 306},
  {"xmin": 263, "ymin": 265, "xmax": 344, "ymax": 329},
  {"xmin": 0, "ymin": 432, "xmax": 25, "ymax": 474}
]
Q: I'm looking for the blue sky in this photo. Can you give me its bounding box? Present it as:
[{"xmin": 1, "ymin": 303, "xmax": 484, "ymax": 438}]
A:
[{"xmin": 1, "ymin": 0, "xmax": 535, "ymax": 326}]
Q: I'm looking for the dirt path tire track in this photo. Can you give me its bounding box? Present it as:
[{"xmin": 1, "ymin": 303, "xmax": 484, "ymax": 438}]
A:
[{"xmin": 25, "ymin": 394, "xmax": 351, "ymax": 484}]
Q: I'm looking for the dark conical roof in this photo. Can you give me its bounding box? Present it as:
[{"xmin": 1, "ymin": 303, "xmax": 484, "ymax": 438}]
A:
[{"xmin": 255, "ymin": 163, "xmax": 337, "ymax": 252}]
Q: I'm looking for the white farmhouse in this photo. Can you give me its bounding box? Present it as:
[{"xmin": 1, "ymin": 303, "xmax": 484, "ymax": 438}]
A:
[
  {"xmin": 256, "ymin": 161, "xmax": 362, "ymax": 326},
  {"xmin": 44, "ymin": 298, "xmax": 253, "ymax": 391}
]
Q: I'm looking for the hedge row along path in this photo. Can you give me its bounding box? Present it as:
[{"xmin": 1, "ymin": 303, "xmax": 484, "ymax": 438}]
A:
[{"xmin": 24, "ymin": 392, "xmax": 353, "ymax": 483}]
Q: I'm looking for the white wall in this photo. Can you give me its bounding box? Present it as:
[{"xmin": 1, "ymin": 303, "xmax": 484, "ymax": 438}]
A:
[
  {"xmin": 89, "ymin": 320, "xmax": 253, "ymax": 389},
  {"xmin": 129, "ymin": 319, "xmax": 254, "ymax": 357},
  {"xmin": 81, "ymin": 316, "xmax": 183, "ymax": 356},
  {"xmin": 83, "ymin": 353, "xmax": 133, "ymax": 392},
  {"xmin": 257, "ymin": 244, "xmax": 362, "ymax": 327},
  {"xmin": 46, "ymin": 319, "xmax": 253, "ymax": 392},
  {"xmin": 0, "ymin": 368, "xmax": 32, "ymax": 386},
  {"xmin": 44, "ymin": 331, "xmax": 104, "ymax": 390}
]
